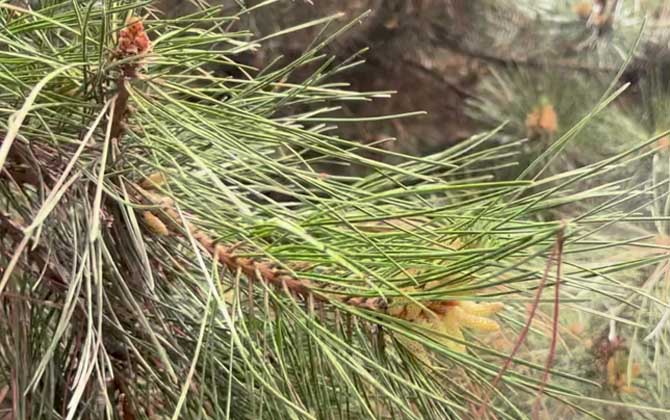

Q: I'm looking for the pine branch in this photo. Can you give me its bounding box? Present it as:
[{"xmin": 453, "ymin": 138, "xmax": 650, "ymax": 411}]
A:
[{"xmin": 133, "ymin": 181, "xmax": 388, "ymax": 311}]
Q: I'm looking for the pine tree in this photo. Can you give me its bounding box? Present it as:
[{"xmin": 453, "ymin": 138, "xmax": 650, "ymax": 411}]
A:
[{"xmin": 0, "ymin": 1, "xmax": 669, "ymax": 419}]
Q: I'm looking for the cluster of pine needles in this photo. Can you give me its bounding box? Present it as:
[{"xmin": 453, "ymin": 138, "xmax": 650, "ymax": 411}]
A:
[{"xmin": 0, "ymin": 0, "xmax": 669, "ymax": 419}]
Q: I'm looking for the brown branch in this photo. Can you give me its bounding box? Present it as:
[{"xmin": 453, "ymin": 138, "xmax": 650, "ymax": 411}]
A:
[
  {"xmin": 110, "ymin": 78, "xmax": 129, "ymax": 142},
  {"xmin": 133, "ymin": 183, "xmax": 387, "ymax": 312},
  {"xmin": 476, "ymin": 225, "xmax": 565, "ymax": 419},
  {"xmin": 0, "ymin": 139, "xmax": 42, "ymax": 187},
  {"xmin": 109, "ymin": 16, "xmax": 152, "ymax": 144},
  {"xmin": 0, "ymin": 212, "xmax": 68, "ymax": 289},
  {"xmin": 532, "ymin": 225, "xmax": 565, "ymax": 419}
]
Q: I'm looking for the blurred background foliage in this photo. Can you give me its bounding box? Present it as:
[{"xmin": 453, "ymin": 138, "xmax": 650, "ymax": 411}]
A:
[{"xmin": 157, "ymin": 0, "xmax": 670, "ymax": 159}]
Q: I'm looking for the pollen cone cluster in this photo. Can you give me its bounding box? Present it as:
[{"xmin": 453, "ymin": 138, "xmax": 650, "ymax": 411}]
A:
[{"xmin": 389, "ymin": 294, "xmax": 504, "ymax": 357}]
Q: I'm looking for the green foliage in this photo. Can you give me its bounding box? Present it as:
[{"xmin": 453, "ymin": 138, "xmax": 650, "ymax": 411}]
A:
[{"xmin": 0, "ymin": 1, "xmax": 669, "ymax": 419}]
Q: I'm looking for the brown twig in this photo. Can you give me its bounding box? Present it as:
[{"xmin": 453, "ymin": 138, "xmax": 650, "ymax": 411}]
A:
[
  {"xmin": 132, "ymin": 183, "xmax": 387, "ymax": 312},
  {"xmin": 532, "ymin": 225, "xmax": 565, "ymax": 419},
  {"xmin": 109, "ymin": 16, "xmax": 152, "ymax": 144},
  {"xmin": 0, "ymin": 212, "xmax": 69, "ymax": 289},
  {"xmin": 476, "ymin": 225, "xmax": 565, "ymax": 419},
  {"xmin": 110, "ymin": 78, "xmax": 129, "ymax": 142}
]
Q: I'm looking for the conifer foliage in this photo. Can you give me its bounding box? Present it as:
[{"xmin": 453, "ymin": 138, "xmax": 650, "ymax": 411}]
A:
[{"xmin": 0, "ymin": 1, "xmax": 669, "ymax": 419}]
